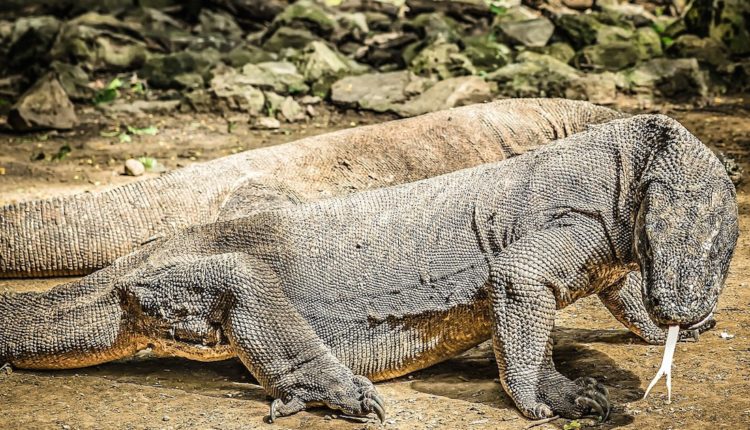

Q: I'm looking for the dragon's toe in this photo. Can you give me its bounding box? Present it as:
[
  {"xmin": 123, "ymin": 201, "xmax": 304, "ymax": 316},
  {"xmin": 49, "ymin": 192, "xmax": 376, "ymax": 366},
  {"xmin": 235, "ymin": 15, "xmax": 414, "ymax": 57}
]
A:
[{"xmin": 0, "ymin": 363, "xmax": 11, "ymax": 375}]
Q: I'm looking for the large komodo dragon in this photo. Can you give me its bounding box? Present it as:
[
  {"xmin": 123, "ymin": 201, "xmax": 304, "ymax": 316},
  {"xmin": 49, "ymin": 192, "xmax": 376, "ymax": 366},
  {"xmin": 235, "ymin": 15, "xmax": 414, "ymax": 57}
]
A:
[
  {"xmin": 0, "ymin": 99, "xmax": 715, "ymax": 344},
  {"xmin": 0, "ymin": 115, "xmax": 738, "ymax": 422}
]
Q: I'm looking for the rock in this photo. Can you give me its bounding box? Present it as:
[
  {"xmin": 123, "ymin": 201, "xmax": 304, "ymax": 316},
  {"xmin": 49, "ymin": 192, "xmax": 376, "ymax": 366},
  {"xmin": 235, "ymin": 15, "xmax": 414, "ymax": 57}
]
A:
[
  {"xmin": 252, "ymin": 116, "xmax": 281, "ymax": 130},
  {"xmin": 495, "ymin": 7, "xmax": 555, "ymax": 48},
  {"xmin": 300, "ymin": 41, "xmax": 367, "ymax": 96},
  {"xmin": 184, "ymin": 89, "xmax": 212, "ymax": 111},
  {"xmin": 270, "ymin": 0, "xmax": 337, "ymax": 37},
  {"xmin": 356, "ymin": 32, "xmax": 419, "ymax": 68},
  {"xmin": 206, "ymin": 0, "xmax": 288, "ymax": 23},
  {"xmin": 392, "ymin": 76, "xmax": 492, "ymax": 117},
  {"xmin": 576, "ymin": 42, "xmax": 641, "ymax": 71},
  {"xmin": 124, "ymin": 159, "xmax": 145, "ymax": 177},
  {"xmin": 224, "ymin": 45, "xmax": 277, "ymax": 68},
  {"xmin": 486, "ymin": 51, "xmax": 581, "ymax": 97},
  {"xmin": 141, "ymin": 49, "xmax": 220, "ymax": 89},
  {"xmin": 565, "ymin": 73, "xmax": 617, "ymax": 104},
  {"xmin": 555, "ymin": 13, "xmax": 604, "ymax": 48},
  {"xmin": 8, "ymin": 73, "xmax": 78, "ymax": 131},
  {"xmin": 619, "ymin": 58, "xmax": 708, "ymax": 99},
  {"xmin": 634, "ymin": 27, "xmax": 663, "ymax": 59},
  {"xmin": 561, "ymin": 0, "xmax": 593, "ymax": 10},
  {"xmin": 263, "ymin": 27, "xmax": 319, "ymax": 52},
  {"xmin": 279, "ymin": 97, "xmax": 306, "ymax": 122},
  {"xmin": 264, "ymin": 91, "xmax": 285, "ymax": 116},
  {"xmin": 50, "ymin": 61, "xmax": 95, "ymax": 101},
  {"xmin": 6, "ymin": 16, "xmax": 61, "ymax": 71},
  {"xmin": 462, "ymin": 36, "xmax": 511, "ymax": 72},
  {"xmin": 237, "ymin": 62, "xmax": 309, "ymax": 95},
  {"xmin": 102, "ymin": 100, "xmax": 181, "ymax": 116},
  {"xmin": 196, "ymin": 9, "xmax": 243, "ymax": 40},
  {"xmin": 210, "ymin": 72, "xmax": 266, "ymax": 114},
  {"xmin": 403, "ymin": 12, "xmax": 462, "ymax": 45},
  {"xmin": 173, "ymin": 73, "xmax": 205, "ymax": 89},
  {"xmin": 597, "ymin": 0, "xmax": 658, "ymax": 27},
  {"xmin": 670, "ymin": 35, "xmax": 730, "ymax": 68},
  {"xmin": 331, "ymin": 70, "xmax": 429, "ymax": 112},
  {"xmin": 410, "ymin": 42, "xmax": 475, "ymax": 79},
  {"xmin": 533, "ymin": 42, "xmax": 576, "ymax": 64},
  {"xmin": 50, "ymin": 12, "xmax": 148, "ymax": 72}
]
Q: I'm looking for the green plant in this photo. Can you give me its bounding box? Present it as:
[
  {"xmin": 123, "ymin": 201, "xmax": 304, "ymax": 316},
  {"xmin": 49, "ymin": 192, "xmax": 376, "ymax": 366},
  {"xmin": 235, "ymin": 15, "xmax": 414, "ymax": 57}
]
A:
[{"xmin": 93, "ymin": 78, "xmax": 123, "ymax": 105}]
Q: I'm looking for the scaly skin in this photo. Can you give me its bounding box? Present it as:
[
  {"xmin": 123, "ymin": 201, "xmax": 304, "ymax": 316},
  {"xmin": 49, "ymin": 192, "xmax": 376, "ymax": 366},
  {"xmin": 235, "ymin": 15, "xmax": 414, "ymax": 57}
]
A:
[
  {"xmin": 0, "ymin": 115, "xmax": 738, "ymax": 422},
  {"xmin": 0, "ymin": 99, "xmax": 623, "ymax": 278}
]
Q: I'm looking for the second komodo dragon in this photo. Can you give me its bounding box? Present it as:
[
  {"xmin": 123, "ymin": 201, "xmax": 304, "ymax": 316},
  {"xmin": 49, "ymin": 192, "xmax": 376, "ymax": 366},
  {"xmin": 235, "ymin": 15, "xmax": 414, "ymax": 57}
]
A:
[{"xmin": 0, "ymin": 115, "xmax": 738, "ymax": 422}]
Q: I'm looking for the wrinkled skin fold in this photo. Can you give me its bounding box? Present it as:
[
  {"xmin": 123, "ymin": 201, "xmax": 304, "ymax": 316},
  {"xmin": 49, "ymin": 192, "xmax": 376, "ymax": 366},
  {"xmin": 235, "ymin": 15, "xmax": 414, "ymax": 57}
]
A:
[{"xmin": 0, "ymin": 115, "xmax": 738, "ymax": 422}]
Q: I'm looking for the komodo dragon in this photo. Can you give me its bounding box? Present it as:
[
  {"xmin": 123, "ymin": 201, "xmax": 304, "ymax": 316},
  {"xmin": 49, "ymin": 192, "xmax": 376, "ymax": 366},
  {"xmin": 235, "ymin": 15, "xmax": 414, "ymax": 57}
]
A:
[
  {"xmin": 1, "ymin": 99, "xmax": 622, "ymax": 279},
  {"xmin": 0, "ymin": 115, "xmax": 738, "ymax": 422}
]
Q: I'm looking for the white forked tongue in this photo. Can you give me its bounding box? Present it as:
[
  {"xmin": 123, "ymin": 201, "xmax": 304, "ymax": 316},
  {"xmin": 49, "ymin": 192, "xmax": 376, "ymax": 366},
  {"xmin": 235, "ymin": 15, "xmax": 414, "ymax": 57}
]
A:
[{"xmin": 643, "ymin": 325, "xmax": 680, "ymax": 402}]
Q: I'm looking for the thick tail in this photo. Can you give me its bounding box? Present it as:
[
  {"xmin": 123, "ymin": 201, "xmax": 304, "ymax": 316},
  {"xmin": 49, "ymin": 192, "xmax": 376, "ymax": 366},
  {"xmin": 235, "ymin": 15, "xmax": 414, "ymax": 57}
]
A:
[
  {"xmin": 0, "ymin": 271, "xmax": 141, "ymax": 369},
  {"xmin": 0, "ymin": 160, "xmax": 247, "ymax": 278}
]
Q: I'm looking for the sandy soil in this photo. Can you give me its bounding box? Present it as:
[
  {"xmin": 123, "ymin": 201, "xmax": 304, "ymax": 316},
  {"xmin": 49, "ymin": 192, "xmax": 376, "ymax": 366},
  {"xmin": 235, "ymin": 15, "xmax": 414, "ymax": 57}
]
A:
[{"xmin": 0, "ymin": 99, "xmax": 749, "ymax": 430}]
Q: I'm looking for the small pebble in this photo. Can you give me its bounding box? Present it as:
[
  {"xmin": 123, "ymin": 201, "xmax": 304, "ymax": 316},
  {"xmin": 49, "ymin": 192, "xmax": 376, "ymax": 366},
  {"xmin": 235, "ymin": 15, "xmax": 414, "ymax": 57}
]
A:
[
  {"xmin": 124, "ymin": 158, "xmax": 145, "ymax": 176},
  {"xmin": 252, "ymin": 117, "xmax": 281, "ymax": 130},
  {"xmin": 162, "ymin": 415, "xmax": 170, "ymax": 422}
]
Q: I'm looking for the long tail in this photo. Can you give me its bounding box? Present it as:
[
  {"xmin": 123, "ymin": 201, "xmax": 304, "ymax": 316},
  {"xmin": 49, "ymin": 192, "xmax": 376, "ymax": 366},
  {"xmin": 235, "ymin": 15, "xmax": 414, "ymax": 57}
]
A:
[
  {"xmin": 0, "ymin": 160, "xmax": 246, "ymax": 278},
  {"xmin": 0, "ymin": 270, "xmax": 141, "ymax": 369}
]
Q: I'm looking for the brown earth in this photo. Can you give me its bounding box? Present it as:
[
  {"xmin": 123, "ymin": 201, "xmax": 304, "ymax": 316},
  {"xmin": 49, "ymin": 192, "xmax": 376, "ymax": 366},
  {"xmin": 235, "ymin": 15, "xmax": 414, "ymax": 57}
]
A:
[{"xmin": 0, "ymin": 99, "xmax": 749, "ymax": 430}]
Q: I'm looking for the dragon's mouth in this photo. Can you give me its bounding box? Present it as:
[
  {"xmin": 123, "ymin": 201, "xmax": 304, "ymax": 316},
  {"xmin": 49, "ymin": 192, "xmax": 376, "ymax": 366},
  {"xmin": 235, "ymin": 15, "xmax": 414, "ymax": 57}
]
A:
[{"xmin": 686, "ymin": 304, "xmax": 716, "ymax": 330}]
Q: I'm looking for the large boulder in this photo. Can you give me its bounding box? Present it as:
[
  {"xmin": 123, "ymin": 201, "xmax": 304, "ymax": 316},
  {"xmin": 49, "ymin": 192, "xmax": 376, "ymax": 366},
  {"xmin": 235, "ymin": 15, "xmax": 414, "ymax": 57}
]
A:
[
  {"xmin": 299, "ymin": 41, "xmax": 367, "ymax": 96},
  {"xmin": 462, "ymin": 36, "xmax": 511, "ymax": 72},
  {"xmin": 619, "ymin": 58, "xmax": 708, "ymax": 99},
  {"xmin": 50, "ymin": 61, "xmax": 95, "ymax": 101},
  {"xmin": 486, "ymin": 51, "xmax": 581, "ymax": 97},
  {"xmin": 6, "ymin": 16, "xmax": 61, "ymax": 71},
  {"xmin": 331, "ymin": 70, "xmax": 428, "ymax": 112},
  {"xmin": 50, "ymin": 12, "xmax": 148, "ymax": 72},
  {"xmin": 493, "ymin": 6, "xmax": 554, "ymax": 48},
  {"xmin": 8, "ymin": 73, "xmax": 78, "ymax": 131},
  {"xmin": 685, "ymin": 0, "xmax": 750, "ymax": 56},
  {"xmin": 575, "ymin": 25, "xmax": 662, "ymax": 71},
  {"xmin": 391, "ymin": 76, "xmax": 492, "ymax": 117},
  {"xmin": 409, "ymin": 42, "xmax": 475, "ymax": 79},
  {"xmin": 270, "ymin": 0, "xmax": 337, "ymax": 38},
  {"xmin": 240, "ymin": 61, "xmax": 309, "ymax": 94},
  {"xmin": 670, "ymin": 34, "xmax": 731, "ymax": 68},
  {"xmin": 209, "ymin": 72, "xmax": 265, "ymax": 114},
  {"xmin": 141, "ymin": 49, "xmax": 221, "ymax": 89}
]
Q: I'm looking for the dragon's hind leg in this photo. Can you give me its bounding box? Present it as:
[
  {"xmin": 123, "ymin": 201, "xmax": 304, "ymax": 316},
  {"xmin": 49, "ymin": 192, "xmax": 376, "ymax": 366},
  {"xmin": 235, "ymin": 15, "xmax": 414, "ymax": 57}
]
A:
[{"xmin": 198, "ymin": 253, "xmax": 385, "ymax": 423}]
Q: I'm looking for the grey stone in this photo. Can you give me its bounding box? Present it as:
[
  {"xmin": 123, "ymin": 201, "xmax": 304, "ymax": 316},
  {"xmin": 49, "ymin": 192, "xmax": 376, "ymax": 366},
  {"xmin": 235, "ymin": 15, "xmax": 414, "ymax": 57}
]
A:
[
  {"xmin": 279, "ymin": 97, "xmax": 306, "ymax": 122},
  {"xmin": 619, "ymin": 58, "xmax": 708, "ymax": 99},
  {"xmin": 331, "ymin": 71, "xmax": 428, "ymax": 112},
  {"xmin": 263, "ymin": 27, "xmax": 320, "ymax": 52},
  {"xmin": 238, "ymin": 62, "xmax": 309, "ymax": 95},
  {"xmin": 410, "ymin": 42, "xmax": 475, "ymax": 80},
  {"xmin": 252, "ymin": 116, "xmax": 281, "ymax": 130},
  {"xmin": 50, "ymin": 61, "xmax": 95, "ymax": 101},
  {"xmin": 8, "ymin": 73, "xmax": 78, "ymax": 131},
  {"xmin": 498, "ymin": 17, "xmax": 555, "ymax": 48},
  {"xmin": 487, "ymin": 51, "xmax": 581, "ymax": 97},
  {"xmin": 141, "ymin": 49, "xmax": 220, "ymax": 89},
  {"xmin": 271, "ymin": 0, "xmax": 337, "ymax": 37},
  {"xmin": 50, "ymin": 12, "xmax": 148, "ymax": 72},
  {"xmin": 462, "ymin": 36, "xmax": 511, "ymax": 72},
  {"xmin": 392, "ymin": 76, "xmax": 492, "ymax": 117},
  {"xmin": 671, "ymin": 35, "xmax": 730, "ymax": 68},
  {"xmin": 210, "ymin": 72, "xmax": 266, "ymax": 115},
  {"xmin": 124, "ymin": 159, "xmax": 145, "ymax": 177},
  {"xmin": 300, "ymin": 41, "xmax": 368, "ymax": 96},
  {"xmin": 6, "ymin": 16, "xmax": 61, "ymax": 71},
  {"xmin": 565, "ymin": 73, "xmax": 618, "ymax": 105}
]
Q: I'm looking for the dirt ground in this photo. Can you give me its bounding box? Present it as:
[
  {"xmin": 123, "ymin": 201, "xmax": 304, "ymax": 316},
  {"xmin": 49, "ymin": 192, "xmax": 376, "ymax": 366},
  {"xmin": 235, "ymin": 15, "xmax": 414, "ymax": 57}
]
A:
[{"xmin": 0, "ymin": 99, "xmax": 749, "ymax": 430}]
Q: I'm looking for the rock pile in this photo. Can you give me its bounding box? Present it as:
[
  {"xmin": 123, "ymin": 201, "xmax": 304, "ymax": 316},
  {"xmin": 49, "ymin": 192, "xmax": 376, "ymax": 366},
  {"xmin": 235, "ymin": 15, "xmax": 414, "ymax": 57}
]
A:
[{"xmin": 1, "ymin": 0, "xmax": 748, "ymax": 130}]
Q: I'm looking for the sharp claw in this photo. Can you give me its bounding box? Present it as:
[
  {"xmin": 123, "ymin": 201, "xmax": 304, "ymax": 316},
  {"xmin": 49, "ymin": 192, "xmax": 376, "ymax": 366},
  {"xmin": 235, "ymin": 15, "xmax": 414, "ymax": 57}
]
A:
[
  {"xmin": 371, "ymin": 400, "xmax": 386, "ymax": 423},
  {"xmin": 0, "ymin": 363, "xmax": 11, "ymax": 375},
  {"xmin": 268, "ymin": 399, "xmax": 282, "ymax": 423},
  {"xmin": 576, "ymin": 396, "xmax": 604, "ymax": 420}
]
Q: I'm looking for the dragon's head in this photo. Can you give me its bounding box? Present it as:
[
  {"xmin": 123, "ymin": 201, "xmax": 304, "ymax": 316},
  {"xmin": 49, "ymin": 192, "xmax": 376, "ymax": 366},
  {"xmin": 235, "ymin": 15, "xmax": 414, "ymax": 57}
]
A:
[{"xmin": 633, "ymin": 116, "xmax": 738, "ymax": 330}]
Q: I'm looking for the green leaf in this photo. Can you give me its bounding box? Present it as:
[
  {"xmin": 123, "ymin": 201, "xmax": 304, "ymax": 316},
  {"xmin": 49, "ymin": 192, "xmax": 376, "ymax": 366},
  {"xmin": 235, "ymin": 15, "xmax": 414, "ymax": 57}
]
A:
[
  {"xmin": 127, "ymin": 125, "xmax": 159, "ymax": 136},
  {"xmin": 489, "ymin": 4, "xmax": 507, "ymax": 15},
  {"xmin": 106, "ymin": 77, "xmax": 123, "ymax": 90},
  {"xmin": 93, "ymin": 88, "xmax": 119, "ymax": 104},
  {"xmin": 563, "ymin": 420, "xmax": 581, "ymax": 430},
  {"xmin": 100, "ymin": 129, "xmax": 120, "ymax": 137},
  {"xmin": 661, "ymin": 36, "xmax": 674, "ymax": 47},
  {"xmin": 131, "ymin": 81, "xmax": 146, "ymax": 95},
  {"xmin": 0, "ymin": 98, "xmax": 10, "ymax": 107},
  {"xmin": 118, "ymin": 133, "xmax": 132, "ymax": 143},
  {"xmin": 138, "ymin": 156, "xmax": 158, "ymax": 170},
  {"xmin": 52, "ymin": 144, "xmax": 71, "ymax": 161},
  {"xmin": 652, "ymin": 22, "xmax": 666, "ymax": 34}
]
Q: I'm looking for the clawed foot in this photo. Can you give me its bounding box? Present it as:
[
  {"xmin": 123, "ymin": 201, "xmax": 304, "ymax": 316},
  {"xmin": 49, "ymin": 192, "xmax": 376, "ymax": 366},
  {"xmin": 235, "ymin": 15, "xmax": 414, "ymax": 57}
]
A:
[
  {"xmin": 573, "ymin": 377, "xmax": 611, "ymax": 421},
  {"xmin": 525, "ymin": 373, "xmax": 610, "ymax": 421},
  {"xmin": 0, "ymin": 363, "xmax": 11, "ymax": 375},
  {"xmin": 268, "ymin": 375, "xmax": 385, "ymax": 423}
]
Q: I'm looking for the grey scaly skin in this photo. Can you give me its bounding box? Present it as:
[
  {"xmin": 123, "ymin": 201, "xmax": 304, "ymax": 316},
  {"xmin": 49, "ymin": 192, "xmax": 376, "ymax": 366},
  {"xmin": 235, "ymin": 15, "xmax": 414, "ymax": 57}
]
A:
[
  {"xmin": 0, "ymin": 115, "xmax": 738, "ymax": 421},
  {"xmin": 1, "ymin": 99, "xmax": 622, "ymax": 279},
  {"xmin": 0, "ymin": 99, "xmax": 716, "ymax": 345}
]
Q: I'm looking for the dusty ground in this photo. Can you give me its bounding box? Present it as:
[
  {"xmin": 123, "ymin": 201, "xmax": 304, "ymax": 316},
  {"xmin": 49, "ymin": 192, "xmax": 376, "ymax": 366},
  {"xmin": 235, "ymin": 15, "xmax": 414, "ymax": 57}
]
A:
[{"xmin": 0, "ymin": 99, "xmax": 749, "ymax": 430}]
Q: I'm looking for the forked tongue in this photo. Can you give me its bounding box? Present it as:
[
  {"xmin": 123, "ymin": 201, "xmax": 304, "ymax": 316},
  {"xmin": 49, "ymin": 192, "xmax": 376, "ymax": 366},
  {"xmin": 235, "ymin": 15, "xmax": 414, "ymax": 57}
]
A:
[{"xmin": 643, "ymin": 325, "xmax": 680, "ymax": 402}]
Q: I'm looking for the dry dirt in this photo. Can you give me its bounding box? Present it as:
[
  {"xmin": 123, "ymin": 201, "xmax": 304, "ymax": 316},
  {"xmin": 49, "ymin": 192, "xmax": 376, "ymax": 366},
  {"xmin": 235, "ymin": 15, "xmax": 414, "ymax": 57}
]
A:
[{"xmin": 0, "ymin": 99, "xmax": 748, "ymax": 430}]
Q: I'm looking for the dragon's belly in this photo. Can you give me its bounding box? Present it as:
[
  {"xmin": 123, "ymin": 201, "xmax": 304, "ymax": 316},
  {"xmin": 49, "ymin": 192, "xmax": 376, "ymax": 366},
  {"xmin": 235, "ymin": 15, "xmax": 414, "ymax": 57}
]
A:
[{"xmin": 324, "ymin": 294, "xmax": 494, "ymax": 381}]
